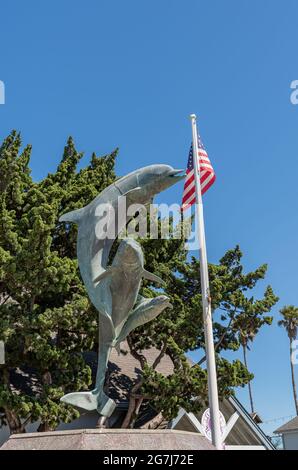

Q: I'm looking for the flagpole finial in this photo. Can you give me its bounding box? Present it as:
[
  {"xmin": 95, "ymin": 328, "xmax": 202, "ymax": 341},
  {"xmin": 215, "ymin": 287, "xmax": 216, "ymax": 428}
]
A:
[{"xmin": 190, "ymin": 114, "xmax": 197, "ymax": 120}]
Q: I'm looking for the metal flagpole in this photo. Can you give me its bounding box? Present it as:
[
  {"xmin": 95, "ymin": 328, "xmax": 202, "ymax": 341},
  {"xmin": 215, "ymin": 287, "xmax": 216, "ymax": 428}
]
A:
[{"xmin": 190, "ymin": 113, "xmax": 222, "ymax": 450}]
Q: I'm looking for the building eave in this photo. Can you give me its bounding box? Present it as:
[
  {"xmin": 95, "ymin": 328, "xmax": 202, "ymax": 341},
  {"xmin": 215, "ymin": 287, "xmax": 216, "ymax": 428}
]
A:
[{"xmin": 228, "ymin": 396, "xmax": 275, "ymax": 450}]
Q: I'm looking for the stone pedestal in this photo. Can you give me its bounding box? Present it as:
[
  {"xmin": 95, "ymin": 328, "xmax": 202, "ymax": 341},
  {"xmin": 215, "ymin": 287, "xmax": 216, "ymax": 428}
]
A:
[{"xmin": 0, "ymin": 429, "xmax": 215, "ymax": 450}]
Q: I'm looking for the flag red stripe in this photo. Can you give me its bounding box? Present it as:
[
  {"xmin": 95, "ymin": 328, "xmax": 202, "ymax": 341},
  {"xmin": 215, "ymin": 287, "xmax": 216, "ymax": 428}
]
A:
[
  {"xmin": 183, "ymin": 173, "xmax": 195, "ymax": 190},
  {"xmin": 182, "ymin": 140, "xmax": 215, "ymax": 210}
]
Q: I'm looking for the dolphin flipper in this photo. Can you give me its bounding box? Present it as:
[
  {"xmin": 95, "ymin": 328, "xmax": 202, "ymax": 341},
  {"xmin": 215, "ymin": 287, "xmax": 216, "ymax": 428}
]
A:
[
  {"xmin": 59, "ymin": 207, "xmax": 85, "ymax": 223},
  {"xmin": 93, "ymin": 266, "xmax": 119, "ymax": 284},
  {"xmin": 142, "ymin": 270, "xmax": 165, "ymax": 285},
  {"xmin": 115, "ymin": 295, "xmax": 172, "ymax": 345}
]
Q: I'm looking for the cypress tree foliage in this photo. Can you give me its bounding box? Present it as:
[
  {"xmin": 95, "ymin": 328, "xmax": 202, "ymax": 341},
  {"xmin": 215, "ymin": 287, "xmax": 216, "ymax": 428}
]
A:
[
  {"xmin": 0, "ymin": 132, "xmax": 278, "ymax": 433},
  {"xmin": 0, "ymin": 131, "xmax": 117, "ymax": 433},
  {"xmin": 122, "ymin": 241, "xmax": 278, "ymax": 428}
]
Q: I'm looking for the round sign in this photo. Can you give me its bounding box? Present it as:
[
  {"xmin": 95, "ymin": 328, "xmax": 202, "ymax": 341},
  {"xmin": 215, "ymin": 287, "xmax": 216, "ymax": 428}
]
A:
[{"xmin": 201, "ymin": 408, "xmax": 226, "ymax": 442}]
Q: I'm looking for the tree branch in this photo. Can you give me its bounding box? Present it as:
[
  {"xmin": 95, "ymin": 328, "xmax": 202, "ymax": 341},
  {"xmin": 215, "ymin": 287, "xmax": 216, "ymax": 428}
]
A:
[
  {"xmin": 197, "ymin": 307, "xmax": 237, "ymax": 366},
  {"xmin": 152, "ymin": 341, "xmax": 167, "ymax": 370}
]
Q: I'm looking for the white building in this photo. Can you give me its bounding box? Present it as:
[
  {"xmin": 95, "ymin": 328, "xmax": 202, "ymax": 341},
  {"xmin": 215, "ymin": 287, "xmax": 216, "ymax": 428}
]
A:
[{"xmin": 274, "ymin": 416, "xmax": 298, "ymax": 450}]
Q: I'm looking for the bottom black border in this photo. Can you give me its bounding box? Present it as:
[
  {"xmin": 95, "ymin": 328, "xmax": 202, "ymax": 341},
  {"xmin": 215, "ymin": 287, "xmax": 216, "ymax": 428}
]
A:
[{"xmin": 0, "ymin": 449, "xmax": 297, "ymax": 465}]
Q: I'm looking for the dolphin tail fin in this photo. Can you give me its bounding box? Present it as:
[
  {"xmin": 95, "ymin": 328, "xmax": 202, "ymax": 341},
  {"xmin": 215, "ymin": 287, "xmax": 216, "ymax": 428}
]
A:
[
  {"xmin": 59, "ymin": 207, "xmax": 84, "ymax": 223},
  {"xmin": 60, "ymin": 390, "xmax": 116, "ymax": 417}
]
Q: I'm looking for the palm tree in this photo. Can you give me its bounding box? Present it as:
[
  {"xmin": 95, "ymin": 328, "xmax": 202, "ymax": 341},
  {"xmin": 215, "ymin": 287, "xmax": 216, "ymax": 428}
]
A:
[
  {"xmin": 239, "ymin": 323, "xmax": 258, "ymax": 414},
  {"xmin": 278, "ymin": 306, "xmax": 298, "ymax": 415},
  {"xmin": 234, "ymin": 316, "xmax": 260, "ymax": 414}
]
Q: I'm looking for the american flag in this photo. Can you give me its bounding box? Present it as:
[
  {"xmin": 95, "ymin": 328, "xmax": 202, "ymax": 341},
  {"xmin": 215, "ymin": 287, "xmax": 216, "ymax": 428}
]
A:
[{"xmin": 182, "ymin": 134, "xmax": 215, "ymax": 210}]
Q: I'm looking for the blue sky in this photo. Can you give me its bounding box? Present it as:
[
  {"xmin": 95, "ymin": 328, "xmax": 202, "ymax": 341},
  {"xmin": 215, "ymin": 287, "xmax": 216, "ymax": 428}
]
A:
[{"xmin": 1, "ymin": 0, "xmax": 298, "ymax": 437}]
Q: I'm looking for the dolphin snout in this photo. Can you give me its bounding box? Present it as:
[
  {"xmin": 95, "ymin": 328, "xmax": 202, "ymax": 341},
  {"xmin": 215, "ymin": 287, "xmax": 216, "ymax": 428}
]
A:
[
  {"xmin": 152, "ymin": 295, "xmax": 173, "ymax": 309},
  {"xmin": 168, "ymin": 169, "xmax": 185, "ymax": 180}
]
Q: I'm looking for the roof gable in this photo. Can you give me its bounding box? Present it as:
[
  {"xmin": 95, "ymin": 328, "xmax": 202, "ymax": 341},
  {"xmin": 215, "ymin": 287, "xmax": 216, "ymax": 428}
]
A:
[
  {"xmin": 274, "ymin": 416, "xmax": 298, "ymax": 434},
  {"xmin": 170, "ymin": 396, "xmax": 275, "ymax": 450}
]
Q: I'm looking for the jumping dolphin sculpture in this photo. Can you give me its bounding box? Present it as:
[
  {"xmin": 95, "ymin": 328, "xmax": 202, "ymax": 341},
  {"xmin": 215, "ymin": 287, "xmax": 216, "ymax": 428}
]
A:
[{"xmin": 59, "ymin": 165, "xmax": 184, "ymax": 417}]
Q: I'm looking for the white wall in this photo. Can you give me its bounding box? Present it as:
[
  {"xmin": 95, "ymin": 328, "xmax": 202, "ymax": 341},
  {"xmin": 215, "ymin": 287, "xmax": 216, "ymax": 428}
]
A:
[
  {"xmin": 225, "ymin": 445, "xmax": 266, "ymax": 450},
  {"xmin": 0, "ymin": 410, "xmax": 124, "ymax": 447},
  {"xmin": 283, "ymin": 431, "xmax": 298, "ymax": 450},
  {"xmin": 0, "ymin": 421, "xmax": 38, "ymax": 447}
]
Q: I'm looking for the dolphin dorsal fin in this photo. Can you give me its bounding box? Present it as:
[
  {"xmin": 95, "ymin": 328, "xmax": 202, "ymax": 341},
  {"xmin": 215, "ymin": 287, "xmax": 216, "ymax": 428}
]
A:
[
  {"xmin": 59, "ymin": 207, "xmax": 85, "ymax": 223},
  {"xmin": 142, "ymin": 270, "xmax": 164, "ymax": 285}
]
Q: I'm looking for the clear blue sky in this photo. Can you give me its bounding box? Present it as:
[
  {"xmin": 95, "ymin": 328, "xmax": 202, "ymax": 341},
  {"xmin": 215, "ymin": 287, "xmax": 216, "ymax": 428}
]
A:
[{"xmin": 1, "ymin": 0, "xmax": 298, "ymax": 437}]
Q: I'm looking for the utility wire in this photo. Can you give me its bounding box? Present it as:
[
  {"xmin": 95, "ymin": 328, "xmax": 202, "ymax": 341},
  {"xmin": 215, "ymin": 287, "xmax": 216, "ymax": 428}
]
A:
[{"xmin": 262, "ymin": 413, "xmax": 295, "ymax": 424}]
